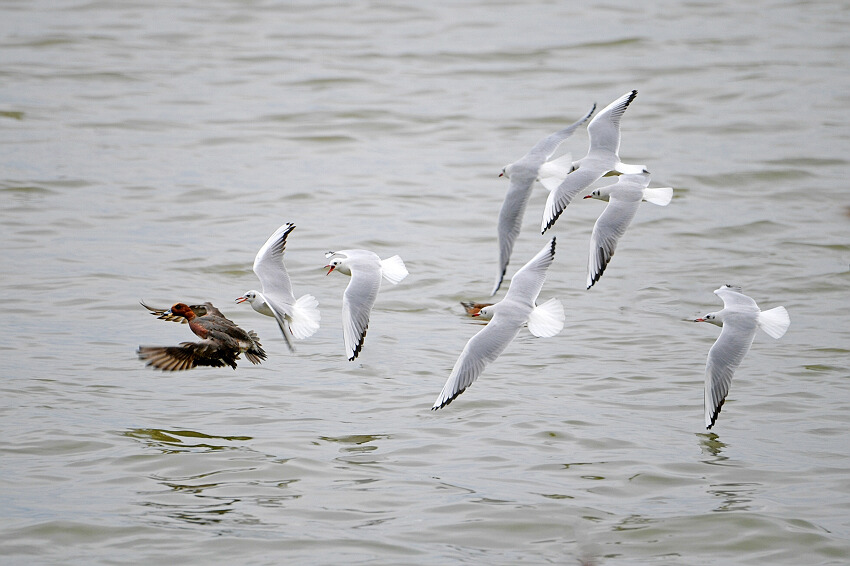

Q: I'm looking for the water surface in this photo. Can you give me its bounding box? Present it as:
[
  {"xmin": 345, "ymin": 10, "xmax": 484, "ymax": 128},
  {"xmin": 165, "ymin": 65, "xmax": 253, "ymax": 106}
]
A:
[{"xmin": 2, "ymin": 1, "xmax": 849, "ymax": 564}]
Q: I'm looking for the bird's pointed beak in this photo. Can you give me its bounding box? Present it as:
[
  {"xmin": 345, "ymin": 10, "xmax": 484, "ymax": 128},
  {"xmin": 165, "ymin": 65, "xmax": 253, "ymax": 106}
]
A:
[
  {"xmin": 693, "ymin": 318, "xmax": 705, "ymax": 322},
  {"xmin": 325, "ymin": 265, "xmax": 335, "ymax": 275},
  {"xmin": 235, "ymin": 296, "xmax": 248, "ymax": 304},
  {"xmin": 583, "ymin": 194, "xmax": 592, "ymax": 199},
  {"xmin": 472, "ymin": 312, "xmax": 480, "ymax": 317}
]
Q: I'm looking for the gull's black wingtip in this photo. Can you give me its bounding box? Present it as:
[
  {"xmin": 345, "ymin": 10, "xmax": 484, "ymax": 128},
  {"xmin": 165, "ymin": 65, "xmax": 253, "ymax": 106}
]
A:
[
  {"xmin": 347, "ymin": 326, "xmax": 369, "ymax": 361},
  {"xmin": 431, "ymin": 385, "xmax": 469, "ymax": 411},
  {"xmin": 491, "ymin": 271, "xmax": 505, "ymax": 297},
  {"xmin": 706, "ymin": 399, "xmax": 725, "ymax": 430}
]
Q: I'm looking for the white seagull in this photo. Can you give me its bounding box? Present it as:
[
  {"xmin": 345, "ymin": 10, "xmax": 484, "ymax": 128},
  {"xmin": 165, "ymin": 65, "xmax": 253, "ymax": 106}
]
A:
[
  {"xmin": 493, "ymin": 104, "xmax": 596, "ymax": 296},
  {"xmin": 583, "ymin": 172, "xmax": 673, "ymax": 289},
  {"xmin": 433, "ymin": 237, "xmax": 565, "ymax": 410},
  {"xmin": 236, "ymin": 223, "xmax": 320, "ymax": 351},
  {"xmin": 325, "ymin": 249, "xmax": 408, "ymax": 361},
  {"xmin": 541, "ymin": 90, "xmax": 647, "ymax": 234},
  {"xmin": 694, "ymin": 285, "xmax": 790, "ymax": 429}
]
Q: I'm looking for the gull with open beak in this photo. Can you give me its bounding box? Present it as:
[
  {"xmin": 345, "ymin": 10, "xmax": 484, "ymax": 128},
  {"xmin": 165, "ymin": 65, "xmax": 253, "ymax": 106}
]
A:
[{"xmin": 324, "ymin": 249, "xmax": 408, "ymax": 361}]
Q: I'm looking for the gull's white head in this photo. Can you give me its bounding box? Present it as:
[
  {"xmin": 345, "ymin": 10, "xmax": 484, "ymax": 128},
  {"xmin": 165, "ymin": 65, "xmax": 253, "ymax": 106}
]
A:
[
  {"xmin": 694, "ymin": 312, "xmax": 723, "ymax": 327},
  {"xmin": 584, "ymin": 186, "xmax": 613, "ymax": 202},
  {"xmin": 324, "ymin": 255, "xmax": 351, "ymax": 277},
  {"xmin": 474, "ymin": 305, "xmax": 496, "ymax": 319},
  {"xmin": 235, "ymin": 290, "xmax": 258, "ymax": 305},
  {"xmin": 499, "ymin": 164, "xmax": 513, "ymax": 179}
]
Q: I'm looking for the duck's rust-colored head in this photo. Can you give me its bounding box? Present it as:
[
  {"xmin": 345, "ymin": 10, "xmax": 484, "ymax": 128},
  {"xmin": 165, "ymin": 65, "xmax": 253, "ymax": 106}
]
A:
[{"xmin": 169, "ymin": 303, "xmax": 197, "ymax": 321}]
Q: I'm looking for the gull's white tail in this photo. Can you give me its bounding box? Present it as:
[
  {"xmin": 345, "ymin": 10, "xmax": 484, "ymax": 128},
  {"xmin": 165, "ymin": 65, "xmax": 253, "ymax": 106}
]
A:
[
  {"xmin": 537, "ymin": 153, "xmax": 573, "ymax": 192},
  {"xmin": 615, "ymin": 162, "xmax": 648, "ymax": 175},
  {"xmin": 643, "ymin": 187, "xmax": 673, "ymax": 206},
  {"xmin": 380, "ymin": 255, "xmax": 409, "ymax": 285},
  {"xmin": 289, "ymin": 294, "xmax": 321, "ymax": 340},
  {"xmin": 758, "ymin": 306, "xmax": 790, "ymax": 339},
  {"xmin": 526, "ymin": 297, "xmax": 565, "ymax": 338}
]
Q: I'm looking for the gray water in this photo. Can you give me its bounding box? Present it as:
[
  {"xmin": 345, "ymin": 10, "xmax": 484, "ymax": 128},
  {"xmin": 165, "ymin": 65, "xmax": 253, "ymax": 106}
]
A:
[{"xmin": 2, "ymin": 1, "xmax": 849, "ymax": 564}]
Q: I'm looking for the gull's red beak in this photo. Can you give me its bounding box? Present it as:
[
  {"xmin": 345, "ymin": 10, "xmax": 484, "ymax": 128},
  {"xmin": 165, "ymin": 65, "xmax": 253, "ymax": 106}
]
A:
[
  {"xmin": 472, "ymin": 312, "xmax": 480, "ymax": 317},
  {"xmin": 325, "ymin": 265, "xmax": 335, "ymax": 275},
  {"xmin": 694, "ymin": 318, "xmax": 705, "ymax": 322},
  {"xmin": 235, "ymin": 296, "xmax": 248, "ymax": 304},
  {"xmin": 583, "ymin": 194, "xmax": 592, "ymax": 199}
]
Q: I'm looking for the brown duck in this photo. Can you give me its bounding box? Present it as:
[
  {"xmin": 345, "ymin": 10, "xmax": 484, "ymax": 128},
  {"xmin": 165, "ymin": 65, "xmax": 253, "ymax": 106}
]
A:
[
  {"xmin": 138, "ymin": 302, "xmax": 266, "ymax": 371},
  {"xmin": 460, "ymin": 301, "xmax": 493, "ymax": 318}
]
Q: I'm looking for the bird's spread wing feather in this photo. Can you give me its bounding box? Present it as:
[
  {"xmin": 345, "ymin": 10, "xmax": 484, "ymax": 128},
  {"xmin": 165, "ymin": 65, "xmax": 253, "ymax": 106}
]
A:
[
  {"xmin": 342, "ymin": 265, "xmax": 381, "ymax": 361},
  {"xmin": 523, "ymin": 104, "xmax": 597, "ymax": 161},
  {"xmin": 140, "ymin": 301, "xmax": 209, "ymax": 323},
  {"xmin": 504, "ymin": 237, "xmax": 557, "ymax": 306},
  {"xmin": 266, "ymin": 298, "xmax": 295, "ymax": 352},
  {"xmin": 541, "ymin": 166, "xmax": 605, "ymax": 233},
  {"xmin": 714, "ymin": 285, "xmax": 759, "ymax": 310},
  {"xmin": 137, "ymin": 341, "xmax": 237, "ymax": 371},
  {"xmin": 586, "ymin": 90, "xmax": 637, "ymax": 157},
  {"xmin": 587, "ymin": 196, "xmax": 640, "ymax": 288},
  {"xmin": 704, "ymin": 317, "xmax": 757, "ymax": 428},
  {"xmin": 493, "ymin": 169, "xmax": 537, "ymax": 295},
  {"xmin": 432, "ymin": 315, "xmax": 523, "ymax": 410},
  {"xmin": 253, "ymin": 223, "xmax": 297, "ymax": 307}
]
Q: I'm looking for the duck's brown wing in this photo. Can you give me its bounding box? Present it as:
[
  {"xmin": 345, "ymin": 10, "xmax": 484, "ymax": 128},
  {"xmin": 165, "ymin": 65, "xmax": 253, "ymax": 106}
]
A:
[
  {"xmin": 198, "ymin": 318, "xmax": 266, "ymax": 365},
  {"xmin": 199, "ymin": 302, "xmax": 227, "ymax": 319},
  {"xmin": 137, "ymin": 341, "xmax": 239, "ymax": 371},
  {"xmin": 140, "ymin": 301, "xmax": 209, "ymax": 323}
]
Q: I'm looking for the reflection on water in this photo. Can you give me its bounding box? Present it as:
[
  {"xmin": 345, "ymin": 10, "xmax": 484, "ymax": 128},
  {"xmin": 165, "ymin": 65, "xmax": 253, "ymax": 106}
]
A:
[
  {"xmin": 612, "ymin": 514, "xmax": 654, "ymax": 532},
  {"xmin": 696, "ymin": 432, "xmax": 728, "ymax": 462},
  {"xmin": 123, "ymin": 428, "xmax": 253, "ymax": 453},
  {"xmin": 125, "ymin": 428, "xmax": 302, "ymax": 527},
  {"xmin": 697, "ymin": 433, "xmax": 756, "ymax": 513},
  {"xmin": 708, "ymin": 483, "xmax": 756, "ymax": 513},
  {"xmin": 319, "ymin": 433, "xmax": 389, "ymax": 450}
]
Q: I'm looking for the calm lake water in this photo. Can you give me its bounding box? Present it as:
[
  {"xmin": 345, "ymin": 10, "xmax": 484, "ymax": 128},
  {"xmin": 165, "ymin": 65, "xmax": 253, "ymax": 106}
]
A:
[{"xmin": 2, "ymin": 1, "xmax": 849, "ymax": 564}]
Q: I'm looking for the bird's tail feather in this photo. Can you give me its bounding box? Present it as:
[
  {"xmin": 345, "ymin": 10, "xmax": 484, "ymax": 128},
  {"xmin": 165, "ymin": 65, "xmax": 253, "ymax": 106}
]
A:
[
  {"xmin": 527, "ymin": 298, "xmax": 565, "ymax": 338},
  {"xmin": 381, "ymin": 255, "xmax": 409, "ymax": 285},
  {"xmin": 643, "ymin": 187, "xmax": 673, "ymax": 206},
  {"xmin": 290, "ymin": 294, "xmax": 321, "ymax": 340},
  {"xmin": 758, "ymin": 306, "xmax": 790, "ymax": 339},
  {"xmin": 537, "ymin": 153, "xmax": 573, "ymax": 192},
  {"xmin": 615, "ymin": 162, "xmax": 648, "ymax": 175}
]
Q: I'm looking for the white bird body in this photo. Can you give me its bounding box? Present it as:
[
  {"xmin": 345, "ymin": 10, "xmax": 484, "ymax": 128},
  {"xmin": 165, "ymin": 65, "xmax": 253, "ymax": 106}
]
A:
[
  {"xmin": 695, "ymin": 285, "xmax": 790, "ymax": 429},
  {"xmin": 493, "ymin": 104, "xmax": 596, "ymax": 296},
  {"xmin": 583, "ymin": 172, "xmax": 673, "ymax": 288},
  {"xmin": 541, "ymin": 90, "xmax": 647, "ymax": 233},
  {"xmin": 433, "ymin": 238, "xmax": 564, "ymax": 410},
  {"xmin": 236, "ymin": 223, "xmax": 320, "ymax": 351},
  {"xmin": 325, "ymin": 249, "xmax": 409, "ymax": 361}
]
